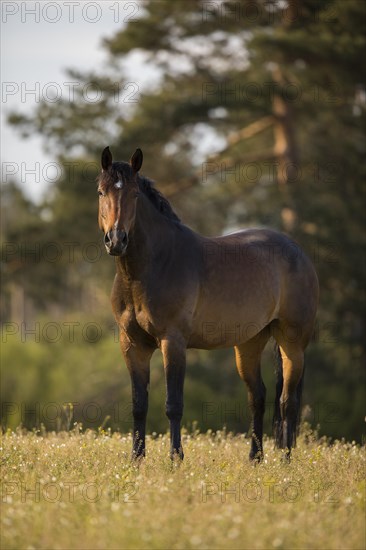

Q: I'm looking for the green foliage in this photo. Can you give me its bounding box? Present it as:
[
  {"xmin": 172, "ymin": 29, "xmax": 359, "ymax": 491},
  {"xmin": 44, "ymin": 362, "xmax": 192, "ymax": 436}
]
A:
[
  {"xmin": 2, "ymin": 327, "xmax": 363, "ymax": 441},
  {"xmin": 0, "ymin": 324, "xmax": 253, "ymax": 435}
]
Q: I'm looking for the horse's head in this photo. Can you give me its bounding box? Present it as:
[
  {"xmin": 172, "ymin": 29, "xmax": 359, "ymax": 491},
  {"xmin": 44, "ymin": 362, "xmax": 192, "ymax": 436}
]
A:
[{"xmin": 98, "ymin": 146, "xmax": 143, "ymax": 256}]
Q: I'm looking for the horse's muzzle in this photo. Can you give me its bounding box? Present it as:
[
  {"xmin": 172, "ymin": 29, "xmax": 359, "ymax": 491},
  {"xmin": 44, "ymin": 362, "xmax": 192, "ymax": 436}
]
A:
[{"xmin": 104, "ymin": 229, "xmax": 128, "ymax": 256}]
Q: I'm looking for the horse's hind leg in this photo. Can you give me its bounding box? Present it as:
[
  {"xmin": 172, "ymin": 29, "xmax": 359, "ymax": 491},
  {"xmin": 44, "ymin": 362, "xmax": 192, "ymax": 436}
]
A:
[
  {"xmin": 235, "ymin": 326, "xmax": 271, "ymax": 462},
  {"xmin": 161, "ymin": 336, "xmax": 186, "ymax": 460},
  {"xmin": 272, "ymin": 322, "xmax": 306, "ymax": 457}
]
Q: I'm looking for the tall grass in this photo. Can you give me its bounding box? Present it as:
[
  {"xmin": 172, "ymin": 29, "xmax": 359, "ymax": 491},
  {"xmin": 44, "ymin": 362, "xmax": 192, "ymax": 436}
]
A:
[{"xmin": 1, "ymin": 426, "xmax": 365, "ymax": 549}]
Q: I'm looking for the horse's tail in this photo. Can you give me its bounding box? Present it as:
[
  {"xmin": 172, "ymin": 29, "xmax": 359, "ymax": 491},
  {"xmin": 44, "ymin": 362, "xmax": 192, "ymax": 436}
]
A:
[
  {"xmin": 272, "ymin": 343, "xmax": 305, "ymax": 447},
  {"xmin": 295, "ymin": 358, "xmax": 306, "ymax": 441},
  {"xmin": 272, "ymin": 343, "xmax": 284, "ymax": 447}
]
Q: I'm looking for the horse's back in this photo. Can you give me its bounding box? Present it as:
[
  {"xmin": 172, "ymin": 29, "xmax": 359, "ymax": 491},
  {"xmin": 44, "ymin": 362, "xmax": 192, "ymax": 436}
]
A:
[
  {"xmin": 189, "ymin": 228, "xmax": 318, "ymax": 349},
  {"xmin": 209, "ymin": 227, "xmax": 318, "ymax": 292}
]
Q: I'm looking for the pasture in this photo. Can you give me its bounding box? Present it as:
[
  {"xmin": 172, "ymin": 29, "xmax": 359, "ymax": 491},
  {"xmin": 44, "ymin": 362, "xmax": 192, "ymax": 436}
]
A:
[{"xmin": 1, "ymin": 427, "xmax": 365, "ymax": 550}]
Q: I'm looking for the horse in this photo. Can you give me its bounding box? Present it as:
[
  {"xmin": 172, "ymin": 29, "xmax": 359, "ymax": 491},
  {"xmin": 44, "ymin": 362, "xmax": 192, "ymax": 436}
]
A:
[{"xmin": 97, "ymin": 146, "xmax": 319, "ymax": 462}]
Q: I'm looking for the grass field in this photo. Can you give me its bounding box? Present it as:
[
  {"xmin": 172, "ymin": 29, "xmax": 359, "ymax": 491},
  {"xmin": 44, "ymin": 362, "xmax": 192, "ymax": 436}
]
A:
[{"xmin": 1, "ymin": 426, "xmax": 365, "ymax": 550}]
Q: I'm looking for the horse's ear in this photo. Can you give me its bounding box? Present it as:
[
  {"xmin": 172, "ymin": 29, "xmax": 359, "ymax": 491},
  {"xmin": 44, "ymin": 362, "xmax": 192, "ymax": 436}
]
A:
[
  {"xmin": 130, "ymin": 148, "xmax": 143, "ymax": 173},
  {"xmin": 101, "ymin": 146, "xmax": 112, "ymax": 171}
]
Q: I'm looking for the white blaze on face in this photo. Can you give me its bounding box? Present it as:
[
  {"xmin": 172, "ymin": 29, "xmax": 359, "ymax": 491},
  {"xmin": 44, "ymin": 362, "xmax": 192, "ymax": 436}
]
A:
[{"xmin": 114, "ymin": 178, "xmax": 123, "ymax": 232}]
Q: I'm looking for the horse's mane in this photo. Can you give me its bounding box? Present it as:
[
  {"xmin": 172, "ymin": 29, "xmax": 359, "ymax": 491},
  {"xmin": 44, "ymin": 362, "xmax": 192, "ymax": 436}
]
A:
[
  {"xmin": 104, "ymin": 162, "xmax": 181, "ymax": 223},
  {"xmin": 138, "ymin": 174, "xmax": 181, "ymax": 223}
]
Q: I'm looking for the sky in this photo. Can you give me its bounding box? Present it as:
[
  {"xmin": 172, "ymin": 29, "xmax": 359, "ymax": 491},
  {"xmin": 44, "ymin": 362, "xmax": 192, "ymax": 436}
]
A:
[
  {"xmin": 1, "ymin": 1, "xmax": 148, "ymax": 202},
  {"xmin": 1, "ymin": 1, "xmax": 229, "ymax": 203}
]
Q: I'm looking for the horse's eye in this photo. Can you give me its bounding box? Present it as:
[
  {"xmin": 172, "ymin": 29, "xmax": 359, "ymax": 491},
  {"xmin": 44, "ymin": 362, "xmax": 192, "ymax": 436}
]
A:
[{"xmin": 98, "ymin": 190, "xmax": 105, "ymax": 197}]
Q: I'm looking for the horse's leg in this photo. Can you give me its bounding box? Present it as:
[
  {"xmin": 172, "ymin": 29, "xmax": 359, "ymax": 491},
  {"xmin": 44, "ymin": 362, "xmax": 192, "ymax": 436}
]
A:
[
  {"xmin": 121, "ymin": 339, "xmax": 153, "ymax": 460},
  {"xmin": 273, "ymin": 323, "xmax": 305, "ymax": 458},
  {"xmin": 161, "ymin": 337, "xmax": 186, "ymax": 460},
  {"xmin": 235, "ymin": 326, "xmax": 270, "ymax": 462}
]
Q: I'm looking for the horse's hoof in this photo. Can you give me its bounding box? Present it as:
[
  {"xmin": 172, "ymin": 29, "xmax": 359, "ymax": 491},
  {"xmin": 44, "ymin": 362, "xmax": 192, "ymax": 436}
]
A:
[
  {"xmin": 249, "ymin": 451, "xmax": 263, "ymax": 464},
  {"xmin": 280, "ymin": 451, "xmax": 291, "ymax": 464},
  {"xmin": 131, "ymin": 450, "xmax": 145, "ymax": 464},
  {"xmin": 170, "ymin": 449, "xmax": 184, "ymax": 462}
]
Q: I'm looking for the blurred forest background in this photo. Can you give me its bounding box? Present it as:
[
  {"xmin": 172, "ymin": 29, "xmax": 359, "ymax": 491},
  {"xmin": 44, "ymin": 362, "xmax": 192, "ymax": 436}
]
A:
[{"xmin": 1, "ymin": 0, "xmax": 365, "ymax": 441}]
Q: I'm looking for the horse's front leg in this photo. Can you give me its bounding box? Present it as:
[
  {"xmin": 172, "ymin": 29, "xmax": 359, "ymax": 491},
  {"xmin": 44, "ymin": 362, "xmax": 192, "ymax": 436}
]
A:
[
  {"xmin": 121, "ymin": 338, "xmax": 153, "ymax": 460},
  {"xmin": 161, "ymin": 337, "xmax": 186, "ymax": 460}
]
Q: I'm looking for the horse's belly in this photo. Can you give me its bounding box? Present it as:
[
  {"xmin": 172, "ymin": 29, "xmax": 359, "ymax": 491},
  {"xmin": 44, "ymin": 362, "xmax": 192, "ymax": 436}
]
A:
[
  {"xmin": 188, "ymin": 297, "xmax": 276, "ymax": 349},
  {"xmin": 187, "ymin": 321, "xmax": 269, "ymax": 349}
]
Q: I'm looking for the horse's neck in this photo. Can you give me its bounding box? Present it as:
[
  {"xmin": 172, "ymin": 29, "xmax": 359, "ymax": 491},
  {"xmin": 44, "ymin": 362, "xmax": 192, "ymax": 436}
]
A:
[{"xmin": 116, "ymin": 193, "xmax": 176, "ymax": 280}]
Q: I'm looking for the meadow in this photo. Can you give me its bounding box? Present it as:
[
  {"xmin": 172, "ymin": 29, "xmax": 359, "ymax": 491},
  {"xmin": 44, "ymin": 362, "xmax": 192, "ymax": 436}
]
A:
[{"xmin": 1, "ymin": 426, "xmax": 365, "ymax": 550}]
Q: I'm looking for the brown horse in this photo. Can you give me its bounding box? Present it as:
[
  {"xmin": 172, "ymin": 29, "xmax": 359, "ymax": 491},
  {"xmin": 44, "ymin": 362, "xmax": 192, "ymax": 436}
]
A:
[{"xmin": 98, "ymin": 146, "xmax": 319, "ymax": 461}]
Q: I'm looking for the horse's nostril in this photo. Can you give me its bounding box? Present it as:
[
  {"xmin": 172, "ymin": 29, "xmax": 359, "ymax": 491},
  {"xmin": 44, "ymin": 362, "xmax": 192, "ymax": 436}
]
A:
[
  {"xmin": 105, "ymin": 230, "xmax": 128, "ymax": 254},
  {"xmin": 104, "ymin": 231, "xmax": 112, "ymax": 246}
]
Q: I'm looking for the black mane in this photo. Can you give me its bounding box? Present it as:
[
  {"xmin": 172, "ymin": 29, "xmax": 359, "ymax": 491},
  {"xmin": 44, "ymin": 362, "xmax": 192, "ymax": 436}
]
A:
[
  {"xmin": 138, "ymin": 174, "xmax": 181, "ymax": 223},
  {"xmin": 100, "ymin": 161, "xmax": 181, "ymax": 223}
]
